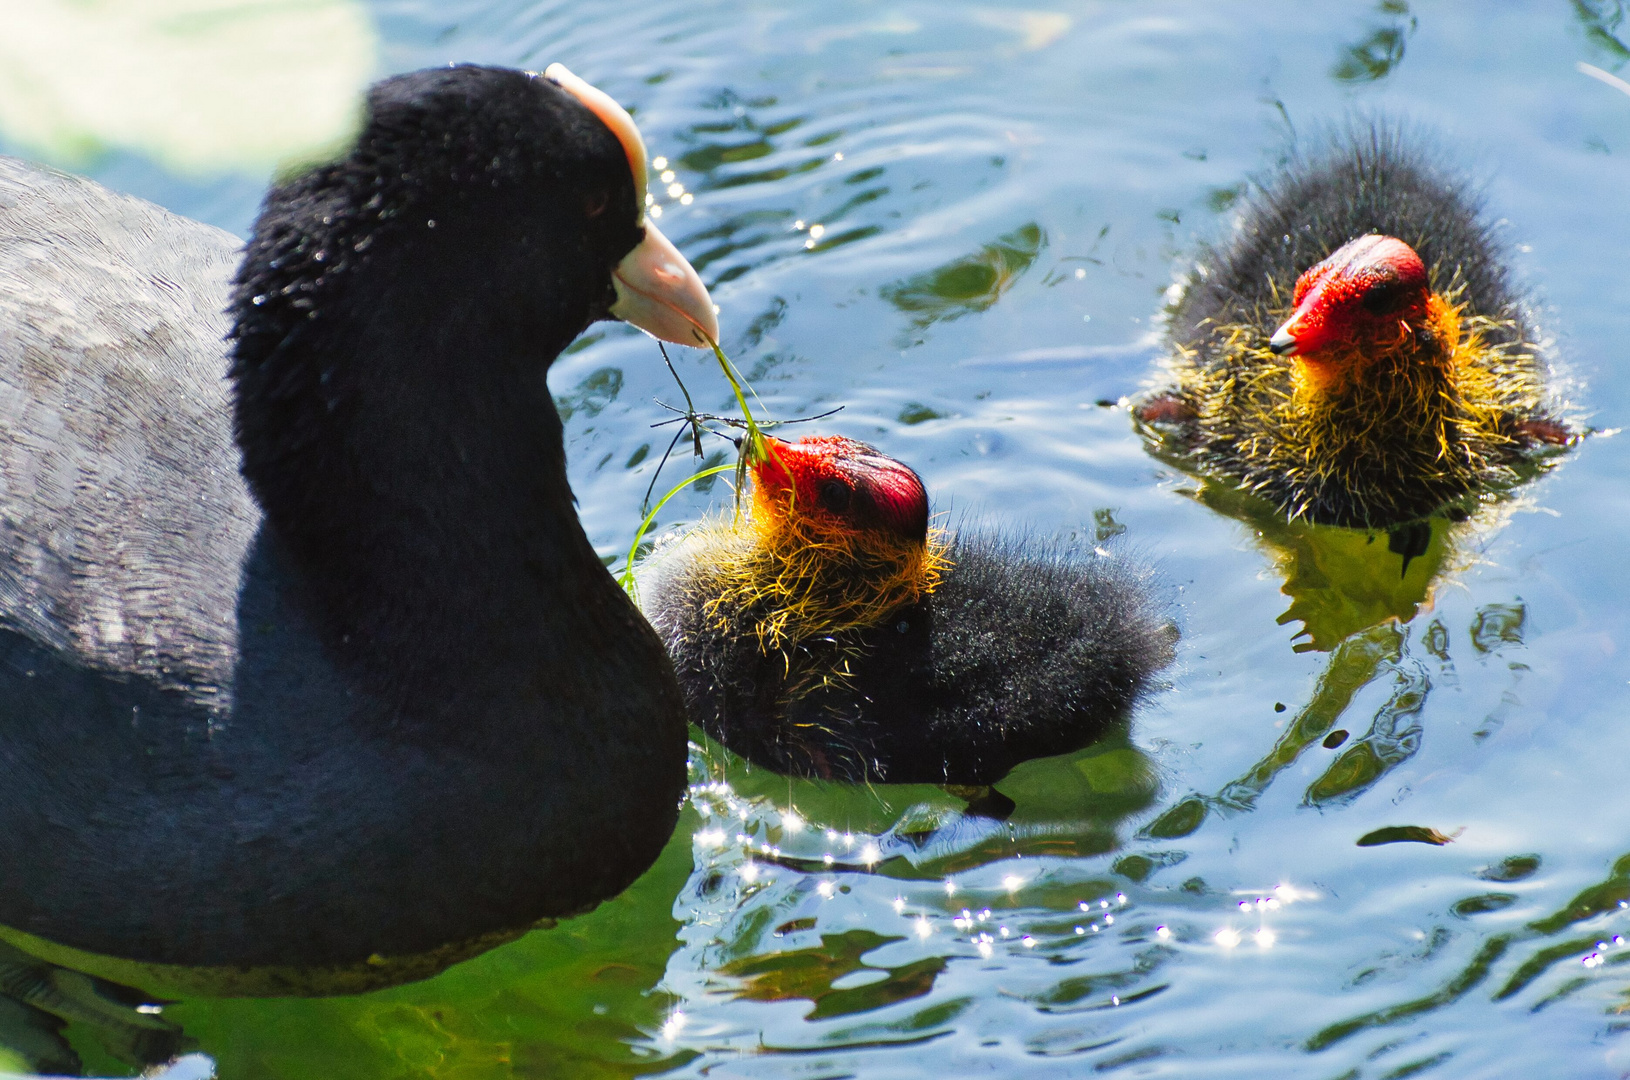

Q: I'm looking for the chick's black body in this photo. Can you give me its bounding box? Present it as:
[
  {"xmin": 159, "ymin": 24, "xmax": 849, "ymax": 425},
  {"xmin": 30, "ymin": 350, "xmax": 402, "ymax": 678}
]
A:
[
  {"xmin": 0, "ymin": 66, "xmax": 686, "ymax": 985},
  {"xmin": 650, "ymin": 536, "xmax": 1174, "ymax": 786}
]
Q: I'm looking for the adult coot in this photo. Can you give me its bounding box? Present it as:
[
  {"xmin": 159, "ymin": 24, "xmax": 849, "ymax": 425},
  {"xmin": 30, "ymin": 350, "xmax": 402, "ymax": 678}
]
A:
[
  {"xmin": 643, "ymin": 436, "xmax": 1174, "ymax": 788},
  {"xmin": 0, "ymin": 63, "xmax": 718, "ymax": 994},
  {"xmin": 1136, "ymin": 126, "xmax": 1570, "ymax": 533}
]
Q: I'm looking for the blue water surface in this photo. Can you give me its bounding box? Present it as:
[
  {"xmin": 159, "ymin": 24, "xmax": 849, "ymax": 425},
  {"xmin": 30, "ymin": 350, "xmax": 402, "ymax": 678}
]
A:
[{"xmin": 5, "ymin": 1, "xmax": 1630, "ymax": 1078}]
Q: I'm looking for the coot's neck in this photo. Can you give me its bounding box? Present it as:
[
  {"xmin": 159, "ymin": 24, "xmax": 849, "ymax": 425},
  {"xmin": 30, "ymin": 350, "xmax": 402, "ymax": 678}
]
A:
[{"xmin": 233, "ymin": 204, "xmax": 625, "ymax": 717}]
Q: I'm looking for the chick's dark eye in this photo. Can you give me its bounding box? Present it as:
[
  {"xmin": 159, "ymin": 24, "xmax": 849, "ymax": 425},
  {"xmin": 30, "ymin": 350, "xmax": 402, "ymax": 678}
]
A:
[
  {"xmin": 1360, "ymin": 277, "xmax": 1408, "ymax": 314},
  {"xmin": 818, "ymin": 478, "xmax": 852, "ymax": 513},
  {"xmin": 584, "ymin": 190, "xmax": 610, "ymax": 219}
]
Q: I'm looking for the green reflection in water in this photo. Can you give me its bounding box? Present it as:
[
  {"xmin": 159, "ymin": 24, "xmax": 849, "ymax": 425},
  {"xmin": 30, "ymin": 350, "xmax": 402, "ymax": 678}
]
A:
[
  {"xmin": 1136, "ymin": 462, "xmax": 1528, "ymax": 843},
  {"xmin": 0, "ymin": 941, "xmax": 182, "ymax": 1076},
  {"xmin": 881, "ymin": 224, "xmax": 1047, "ymax": 331},
  {"xmin": 1355, "ymin": 825, "xmax": 1456, "ymax": 847},
  {"xmin": 20, "ymin": 815, "xmax": 705, "ymax": 1080},
  {"xmin": 1310, "ymin": 852, "xmax": 1630, "ymax": 1050},
  {"xmin": 722, "ymin": 929, "xmax": 944, "ymax": 1020},
  {"xmin": 1190, "ymin": 480, "xmax": 1454, "ymax": 653},
  {"xmin": 555, "ymin": 367, "xmax": 624, "ymax": 423},
  {"xmin": 1331, "ymin": 0, "xmax": 1417, "ymax": 83},
  {"xmin": 1574, "ymin": 0, "xmax": 1630, "ymax": 64},
  {"xmin": 675, "ymin": 735, "xmax": 1165, "ymax": 1040}
]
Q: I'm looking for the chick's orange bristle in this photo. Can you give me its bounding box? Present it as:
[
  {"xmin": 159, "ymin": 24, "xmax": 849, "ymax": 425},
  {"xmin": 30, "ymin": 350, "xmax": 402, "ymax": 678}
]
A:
[
  {"xmin": 1162, "ymin": 282, "xmax": 1545, "ymax": 526},
  {"xmin": 688, "ymin": 438, "xmax": 951, "ymax": 658}
]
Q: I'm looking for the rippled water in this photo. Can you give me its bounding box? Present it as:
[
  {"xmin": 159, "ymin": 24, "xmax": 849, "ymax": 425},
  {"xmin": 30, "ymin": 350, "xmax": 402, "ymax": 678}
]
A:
[{"xmin": 4, "ymin": 1, "xmax": 1629, "ymax": 1077}]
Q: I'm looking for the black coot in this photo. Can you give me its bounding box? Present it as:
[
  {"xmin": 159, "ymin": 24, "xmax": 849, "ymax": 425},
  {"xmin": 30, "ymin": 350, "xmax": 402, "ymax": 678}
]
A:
[{"xmin": 0, "ymin": 63, "xmax": 717, "ymax": 993}]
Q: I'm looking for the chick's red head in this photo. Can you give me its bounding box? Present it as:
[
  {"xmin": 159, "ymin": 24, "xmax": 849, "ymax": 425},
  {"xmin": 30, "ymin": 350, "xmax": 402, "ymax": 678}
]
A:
[
  {"xmin": 1268, "ymin": 235, "xmax": 1431, "ymax": 367},
  {"xmin": 752, "ymin": 436, "xmax": 929, "ymax": 543}
]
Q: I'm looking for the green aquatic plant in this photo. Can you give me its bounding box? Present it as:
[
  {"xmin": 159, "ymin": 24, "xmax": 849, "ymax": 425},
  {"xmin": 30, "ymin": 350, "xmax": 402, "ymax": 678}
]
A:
[{"xmin": 616, "ymin": 338, "xmax": 771, "ymax": 599}]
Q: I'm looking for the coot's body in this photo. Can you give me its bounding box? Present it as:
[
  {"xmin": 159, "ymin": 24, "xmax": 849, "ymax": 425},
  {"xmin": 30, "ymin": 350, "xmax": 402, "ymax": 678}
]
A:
[{"xmin": 0, "ymin": 66, "xmax": 712, "ymax": 989}]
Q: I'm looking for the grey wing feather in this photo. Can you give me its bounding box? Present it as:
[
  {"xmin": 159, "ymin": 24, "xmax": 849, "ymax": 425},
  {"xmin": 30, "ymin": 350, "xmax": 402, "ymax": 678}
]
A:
[{"xmin": 0, "ymin": 156, "xmax": 258, "ymax": 705}]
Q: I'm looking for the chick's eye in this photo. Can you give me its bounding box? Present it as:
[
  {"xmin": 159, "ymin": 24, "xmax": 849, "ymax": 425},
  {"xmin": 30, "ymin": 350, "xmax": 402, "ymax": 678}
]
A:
[
  {"xmin": 1360, "ymin": 277, "xmax": 1408, "ymax": 314},
  {"xmin": 584, "ymin": 190, "xmax": 610, "ymax": 219},
  {"xmin": 818, "ymin": 478, "xmax": 852, "ymax": 513}
]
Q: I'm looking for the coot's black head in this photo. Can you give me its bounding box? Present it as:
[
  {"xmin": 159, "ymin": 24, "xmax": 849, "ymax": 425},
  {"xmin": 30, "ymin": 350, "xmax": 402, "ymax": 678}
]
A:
[{"xmin": 227, "ymin": 64, "xmax": 715, "ymax": 524}]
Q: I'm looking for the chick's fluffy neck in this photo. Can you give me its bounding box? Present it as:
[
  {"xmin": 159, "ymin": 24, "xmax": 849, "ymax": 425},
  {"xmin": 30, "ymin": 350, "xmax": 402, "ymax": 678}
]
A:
[
  {"xmin": 696, "ymin": 481, "xmax": 952, "ymax": 653},
  {"xmin": 1291, "ymin": 291, "xmax": 1460, "ymax": 400}
]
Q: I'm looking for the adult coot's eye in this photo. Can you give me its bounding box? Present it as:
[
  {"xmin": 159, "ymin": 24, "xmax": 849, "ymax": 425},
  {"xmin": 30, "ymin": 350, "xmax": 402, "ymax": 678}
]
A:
[{"xmin": 818, "ymin": 478, "xmax": 852, "ymax": 513}]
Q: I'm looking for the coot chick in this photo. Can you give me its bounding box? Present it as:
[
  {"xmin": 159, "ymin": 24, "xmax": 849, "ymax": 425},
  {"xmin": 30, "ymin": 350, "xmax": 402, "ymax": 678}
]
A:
[
  {"xmin": 1137, "ymin": 126, "xmax": 1570, "ymax": 531},
  {"xmin": 0, "ymin": 64, "xmax": 718, "ymax": 993},
  {"xmin": 643, "ymin": 436, "xmax": 1174, "ymax": 787}
]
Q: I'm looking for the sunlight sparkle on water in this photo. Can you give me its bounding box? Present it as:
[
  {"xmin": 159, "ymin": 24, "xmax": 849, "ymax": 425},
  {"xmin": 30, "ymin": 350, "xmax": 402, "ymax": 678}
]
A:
[
  {"xmin": 860, "ymin": 842, "xmax": 881, "ymax": 865},
  {"xmin": 781, "ymin": 809, "xmax": 803, "ymax": 834},
  {"xmin": 1254, "ymin": 928, "xmax": 1276, "ymax": 949},
  {"xmin": 817, "ymin": 880, "xmax": 836, "ymax": 899},
  {"xmin": 660, "ymin": 1011, "xmax": 686, "ymax": 1042},
  {"xmin": 651, "ymin": 156, "xmax": 667, "ymax": 170},
  {"xmin": 1003, "ymin": 875, "xmax": 1025, "ymax": 893},
  {"xmin": 1156, "ymin": 926, "xmax": 1171, "ymax": 940},
  {"xmin": 739, "ymin": 862, "xmax": 759, "ymax": 883},
  {"xmin": 1215, "ymin": 928, "xmax": 1242, "ymax": 949},
  {"xmin": 944, "ymin": 880, "xmax": 957, "ymax": 896},
  {"xmin": 915, "ymin": 918, "xmax": 933, "ymax": 939}
]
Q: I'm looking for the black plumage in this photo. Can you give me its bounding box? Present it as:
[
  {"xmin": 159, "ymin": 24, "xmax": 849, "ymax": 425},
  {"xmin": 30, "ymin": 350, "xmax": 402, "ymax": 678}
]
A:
[
  {"xmin": 648, "ymin": 531, "xmax": 1174, "ymax": 787},
  {"xmin": 0, "ymin": 65, "xmax": 691, "ymax": 989}
]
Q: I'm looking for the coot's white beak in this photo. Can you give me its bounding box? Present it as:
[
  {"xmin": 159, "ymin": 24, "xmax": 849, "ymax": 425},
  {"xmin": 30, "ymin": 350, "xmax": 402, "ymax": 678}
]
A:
[
  {"xmin": 542, "ymin": 62, "xmax": 719, "ymax": 348},
  {"xmin": 610, "ymin": 221, "xmax": 719, "ymax": 347}
]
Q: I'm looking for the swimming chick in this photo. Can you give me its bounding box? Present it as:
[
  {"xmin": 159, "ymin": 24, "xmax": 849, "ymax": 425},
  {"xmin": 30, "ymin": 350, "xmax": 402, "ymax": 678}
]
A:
[
  {"xmin": 1137, "ymin": 127, "xmax": 1570, "ymax": 531},
  {"xmin": 643, "ymin": 435, "xmax": 1175, "ymax": 787}
]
